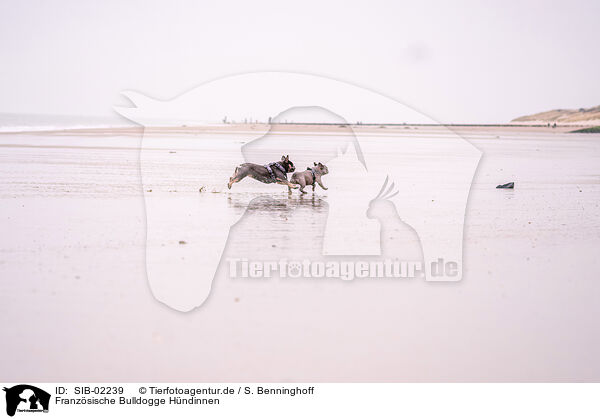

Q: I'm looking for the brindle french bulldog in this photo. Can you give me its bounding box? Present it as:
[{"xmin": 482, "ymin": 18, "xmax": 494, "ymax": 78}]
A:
[
  {"xmin": 227, "ymin": 155, "xmax": 298, "ymax": 189},
  {"xmin": 289, "ymin": 162, "xmax": 329, "ymax": 194}
]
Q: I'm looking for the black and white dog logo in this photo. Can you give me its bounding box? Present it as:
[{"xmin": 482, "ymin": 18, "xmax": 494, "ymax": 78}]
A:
[{"xmin": 3, "ymin": 385, "xmax": 50, "ymax": 416}]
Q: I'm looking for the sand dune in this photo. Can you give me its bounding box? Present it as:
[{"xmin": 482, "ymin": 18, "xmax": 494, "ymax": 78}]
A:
[{"xmin": 512, "ymin": 105, "xmax": 600, "ymax": 126}]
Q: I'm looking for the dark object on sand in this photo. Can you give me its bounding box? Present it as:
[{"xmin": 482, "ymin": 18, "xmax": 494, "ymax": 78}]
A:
[{"xmin": 496, "ymin": 182, "xmax": 514, "ymax": 189}]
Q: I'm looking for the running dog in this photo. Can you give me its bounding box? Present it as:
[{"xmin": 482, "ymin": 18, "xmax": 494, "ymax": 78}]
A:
[
  {"xmin": 289, "ymin": 162, "xmax": 329, "ymax": 194},
  {"xmin": 227, "ymin": 155, "xmax": 298, "ymax": 189}
]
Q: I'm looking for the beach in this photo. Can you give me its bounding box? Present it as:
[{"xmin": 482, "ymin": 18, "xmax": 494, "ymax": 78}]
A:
[{"xmin": 1, "ymin": 125, "xmax": 599, "ymax": 381}]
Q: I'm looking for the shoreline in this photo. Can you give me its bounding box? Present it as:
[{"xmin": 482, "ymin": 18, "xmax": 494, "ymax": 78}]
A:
[{"xmin": 0, "ymin": 123, "xmax": 595, "ymax": 136}]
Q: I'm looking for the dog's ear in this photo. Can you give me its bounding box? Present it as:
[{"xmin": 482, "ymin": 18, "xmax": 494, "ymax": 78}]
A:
[
  {"xmin": 313, "ymin": 161, "xmax": 317, "ymax": 166},
  {"xmin": 281, "ymin": 155, "xmax": 286, "ymax": 161},
  {"xmin": 286, "ymin": 155, "xmax": 290, "ymax": 160}
]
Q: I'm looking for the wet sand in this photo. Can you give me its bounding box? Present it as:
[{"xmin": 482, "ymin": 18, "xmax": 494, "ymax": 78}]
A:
[{"xmin": 1, "ymin": 125, "xmax": 599, "ymax": 381}]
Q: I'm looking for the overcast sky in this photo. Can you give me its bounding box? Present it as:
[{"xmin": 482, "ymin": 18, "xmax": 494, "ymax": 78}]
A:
[{"xmin": 0, "ymin": 0, "xmax": 598, "ymax": 123}]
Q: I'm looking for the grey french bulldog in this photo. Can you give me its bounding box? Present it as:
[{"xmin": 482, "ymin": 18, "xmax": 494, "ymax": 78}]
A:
[
  {"xmin": 228, "ymin": 155, "xmax": 298, "ymax": 190},
  {"xmin": 289, "ymin": 162, "xmax": 329, "ymax": 194}
]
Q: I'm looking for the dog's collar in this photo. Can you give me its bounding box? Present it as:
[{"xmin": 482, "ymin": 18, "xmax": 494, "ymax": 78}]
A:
[
  {"xmin": 269, "ymin": 162, "xmax": 286, "ymax": 173},
  {"xmin": 264, "ymin": 162, "xmax": 288, "ymax": 181},
  {"xmin": 275, "ymin": 162, "xmax": 287, "ymax": 173},
  {"xmin": 307, "ymin": 167, "xmax": 316, "ymax": 182}
]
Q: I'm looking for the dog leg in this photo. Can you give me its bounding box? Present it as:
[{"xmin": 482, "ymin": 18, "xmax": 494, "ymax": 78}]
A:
[
  {"xmin": 317, "ymin": 179, "xmax": 328, "ymax": 190},
  {"xmin": 227, "ymin": 167, "xmax": 237, "ymax": 189},
  {"xmin": 228, "ymin": 176, "xmax": 241, "ymax": 189},
  {"xmin": 227, "ymin": 167, "xmax": 246, "ymax": 189},
  {"xmin": 277, "ymin": 180, "xmax": 299, "ymax": 189},
  {"xmin": 298, "ymin": 178, "xmax": 307, "ymax": 194}
]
